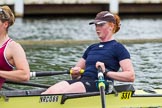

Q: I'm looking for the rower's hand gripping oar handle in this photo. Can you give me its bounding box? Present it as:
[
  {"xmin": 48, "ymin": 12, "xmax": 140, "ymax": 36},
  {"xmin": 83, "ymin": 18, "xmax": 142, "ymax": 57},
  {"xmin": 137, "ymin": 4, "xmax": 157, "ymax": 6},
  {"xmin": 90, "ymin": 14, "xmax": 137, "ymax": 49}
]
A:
[
  {"xmin": 70, "ymin": 69, "xmax": 84, "ymax": 74},
  {"xmin": 70, "ymin": 69, "xmax": 84, "ymax": 80}
]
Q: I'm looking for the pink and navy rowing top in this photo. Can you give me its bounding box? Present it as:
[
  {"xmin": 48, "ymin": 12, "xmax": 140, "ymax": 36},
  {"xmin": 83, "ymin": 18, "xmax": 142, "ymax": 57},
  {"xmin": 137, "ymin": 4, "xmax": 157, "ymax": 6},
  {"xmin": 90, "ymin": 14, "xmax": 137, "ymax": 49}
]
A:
[{"xmin": 0, "ymin": 39, "xmax": 13, "ymax": 89}]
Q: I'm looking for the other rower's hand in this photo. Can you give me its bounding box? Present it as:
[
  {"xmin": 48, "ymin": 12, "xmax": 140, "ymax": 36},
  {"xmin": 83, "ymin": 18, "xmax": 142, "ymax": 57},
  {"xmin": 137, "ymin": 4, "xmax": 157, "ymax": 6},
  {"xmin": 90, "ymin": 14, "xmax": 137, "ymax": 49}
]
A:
[{"xmin": 70, "ymin": 67, "xmax": 82, "ymax": 79}]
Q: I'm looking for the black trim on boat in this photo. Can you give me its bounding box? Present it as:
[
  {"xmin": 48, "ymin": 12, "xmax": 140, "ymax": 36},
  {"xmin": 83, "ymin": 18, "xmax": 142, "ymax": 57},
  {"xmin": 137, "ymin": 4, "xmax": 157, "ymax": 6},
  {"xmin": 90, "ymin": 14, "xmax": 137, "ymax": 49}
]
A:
[
  {"xmin": 143, "ymin": 89, "xmax": 157, "ymax": 94},
  {"xmin": 5, "ymin": 81, "xmax": 51, "ymax": 88},
  {"xmin": 0, "ymin": 89, "xmax": 46, "ymax": 96},
  {"xmin": 113, "ymin": 84, "xmax": 135, "ymax": 92},
  {"xmin": 61, "ymin": 84, "xmax": 135, "ymax": 104}
]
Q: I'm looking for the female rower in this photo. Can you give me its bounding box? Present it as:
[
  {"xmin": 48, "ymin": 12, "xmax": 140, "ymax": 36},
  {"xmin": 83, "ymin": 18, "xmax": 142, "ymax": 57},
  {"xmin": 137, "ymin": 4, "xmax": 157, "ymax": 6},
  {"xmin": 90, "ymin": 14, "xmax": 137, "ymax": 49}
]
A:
[
  {"xmin": 0, "ymin": 6, "xmax": 30, "ymax": 89},
  {"xmin": 42, "ymin": 11, "xmax": 135, "ymax": 94}
]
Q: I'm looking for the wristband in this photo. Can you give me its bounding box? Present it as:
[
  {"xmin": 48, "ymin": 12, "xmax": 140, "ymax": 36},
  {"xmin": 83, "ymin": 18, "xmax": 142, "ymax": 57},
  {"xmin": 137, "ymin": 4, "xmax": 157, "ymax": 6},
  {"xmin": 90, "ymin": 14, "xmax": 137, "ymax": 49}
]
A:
[{"xmin": 104, "ymin": 68, "xmax": 110, "ymax": 76}]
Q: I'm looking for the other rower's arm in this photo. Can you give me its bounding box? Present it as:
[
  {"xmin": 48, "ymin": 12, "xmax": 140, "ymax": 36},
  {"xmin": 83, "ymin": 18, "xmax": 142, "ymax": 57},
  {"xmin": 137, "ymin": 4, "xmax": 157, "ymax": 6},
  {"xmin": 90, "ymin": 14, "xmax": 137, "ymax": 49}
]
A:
[{"xmin": 0, "ymin": 42, "xmax": 30, "ymax": 82}]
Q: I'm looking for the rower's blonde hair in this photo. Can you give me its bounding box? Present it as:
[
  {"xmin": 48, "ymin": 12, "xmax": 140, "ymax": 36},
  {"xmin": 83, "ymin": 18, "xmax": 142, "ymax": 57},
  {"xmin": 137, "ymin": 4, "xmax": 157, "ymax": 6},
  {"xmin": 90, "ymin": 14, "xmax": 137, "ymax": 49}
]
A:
[{"xmin": 0, "ymin": 6, "xmax": 15, "ymax": 28}]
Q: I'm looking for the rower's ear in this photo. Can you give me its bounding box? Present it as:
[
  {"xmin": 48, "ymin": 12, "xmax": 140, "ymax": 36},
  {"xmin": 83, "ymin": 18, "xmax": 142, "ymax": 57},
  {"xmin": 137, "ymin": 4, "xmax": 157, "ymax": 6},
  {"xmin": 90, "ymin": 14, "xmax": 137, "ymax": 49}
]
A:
[{"xmin": 3, "ymin": 21, "xmax": 9, "ymax": 29}]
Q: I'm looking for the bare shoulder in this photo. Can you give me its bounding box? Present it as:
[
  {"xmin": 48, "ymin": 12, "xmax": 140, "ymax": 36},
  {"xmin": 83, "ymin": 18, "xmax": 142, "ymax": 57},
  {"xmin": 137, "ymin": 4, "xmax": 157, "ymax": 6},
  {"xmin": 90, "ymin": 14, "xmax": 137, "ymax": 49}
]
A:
[
  {"xmin": 8, "ymin": 41, "xmax": 24, "ymax": 50},
  {"xmin": 7, "ymin": 41, "xmax": 25, "ymax": 54},
  {"xmin": 5, "ymin": 40, "xmax": 27, "ymax": 66}
]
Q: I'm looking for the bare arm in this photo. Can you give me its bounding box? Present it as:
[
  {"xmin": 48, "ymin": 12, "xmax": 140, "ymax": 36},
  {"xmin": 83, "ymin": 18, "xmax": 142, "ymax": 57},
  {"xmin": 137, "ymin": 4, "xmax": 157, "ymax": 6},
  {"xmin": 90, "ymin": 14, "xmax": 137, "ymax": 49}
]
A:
[
  {"xmin": 106, "ymin": 59, "xmax": 135, "ymax": 82},
  {"xmin": 0, "ymin": 41, "xmax": 30, "ymax": 82},
  {"xmin": 96, "ymin": 59, "xmax": 135, "ymax": 82},
  {"xmin": 75, "ymin": 58, "xmax": 86, "ymax": 69},
  {"xmin": 70, "ymin": 58, "xmax": 86, "ymax": 79}
]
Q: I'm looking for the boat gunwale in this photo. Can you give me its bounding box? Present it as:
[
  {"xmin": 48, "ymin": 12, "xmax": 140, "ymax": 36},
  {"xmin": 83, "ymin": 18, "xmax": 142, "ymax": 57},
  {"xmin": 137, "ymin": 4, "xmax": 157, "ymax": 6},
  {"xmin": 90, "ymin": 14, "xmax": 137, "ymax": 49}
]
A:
[{"xmin": 0, "ymin": 84, "xmax": 135, "ymax": 97}]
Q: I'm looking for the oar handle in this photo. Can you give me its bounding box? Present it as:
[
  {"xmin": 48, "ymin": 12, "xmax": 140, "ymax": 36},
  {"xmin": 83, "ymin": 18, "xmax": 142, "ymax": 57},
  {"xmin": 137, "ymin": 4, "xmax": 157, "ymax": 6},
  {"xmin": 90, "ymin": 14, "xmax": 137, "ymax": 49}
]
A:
[
  {"xmin": 30, "ymin": 71, "xmax": 70, "ymax": 77},
  {"xmin": 97, "ymin": 66, "xmax": 102, "ymax": 73},
  {"xmin": 97, "ymin": 66, "xmax": 106, "ymax": 108},
  {"xmin": 30, "ymin": 69, "xmax": 84, "ymax": 77},
  {"xmin": 97, "ymin": 66, "xmax": 104, "ymax": 81},
  {"xmin": 70, "ymin": 69, "xmax": 84, "ymax": 74}
]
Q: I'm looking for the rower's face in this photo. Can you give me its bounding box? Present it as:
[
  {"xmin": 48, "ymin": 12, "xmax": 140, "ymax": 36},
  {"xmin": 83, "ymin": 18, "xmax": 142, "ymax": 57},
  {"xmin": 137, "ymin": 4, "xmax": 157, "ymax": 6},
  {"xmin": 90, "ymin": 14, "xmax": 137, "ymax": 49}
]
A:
[
  {"xmin": 95, "ymin": 23, "xmax": 111, "ymax": 40},
  {"xmin": 0, "ymin": 20, "xmax": 6, "ymax": 32}
]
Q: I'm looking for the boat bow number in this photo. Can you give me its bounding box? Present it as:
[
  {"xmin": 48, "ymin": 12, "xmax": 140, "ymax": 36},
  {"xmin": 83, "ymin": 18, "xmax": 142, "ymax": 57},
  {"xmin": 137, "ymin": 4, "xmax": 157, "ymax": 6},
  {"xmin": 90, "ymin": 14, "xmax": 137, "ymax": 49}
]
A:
[
  {"xmin": 120, "ymin": 91, "xmax": 132, "ymax": 100},
  {"xmin": 39, "ymin": 95, "xmax": 59, "ymax": 103}
]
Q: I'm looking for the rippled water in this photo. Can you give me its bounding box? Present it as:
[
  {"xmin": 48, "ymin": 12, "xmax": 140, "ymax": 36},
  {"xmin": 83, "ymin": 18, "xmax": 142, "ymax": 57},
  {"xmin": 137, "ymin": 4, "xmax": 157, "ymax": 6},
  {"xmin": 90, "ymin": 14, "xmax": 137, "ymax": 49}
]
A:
[
  {"xmin": 127, "ymin": 43, "xmax": 162, "ymax": 89},
  {"xmin": 5, "ymin": 16, "xmax": 162, "ymax": 90},
  {"xmin": 9, "ymin": 16, "xmax": 162, "ymax": 40}
]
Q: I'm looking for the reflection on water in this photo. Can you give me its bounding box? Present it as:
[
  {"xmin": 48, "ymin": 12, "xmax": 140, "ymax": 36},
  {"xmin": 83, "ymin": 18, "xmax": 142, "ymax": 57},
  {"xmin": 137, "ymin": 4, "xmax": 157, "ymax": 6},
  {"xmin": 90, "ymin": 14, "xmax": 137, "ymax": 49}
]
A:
[{"xmin": 5, "ymin": 16, "xmax": 162, "ymax": 90}]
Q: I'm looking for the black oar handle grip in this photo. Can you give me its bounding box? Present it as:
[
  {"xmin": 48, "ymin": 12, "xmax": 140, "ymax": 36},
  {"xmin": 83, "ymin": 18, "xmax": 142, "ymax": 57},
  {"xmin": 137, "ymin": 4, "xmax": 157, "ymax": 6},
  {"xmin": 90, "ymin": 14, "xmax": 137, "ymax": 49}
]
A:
[
  {"xmin": 97, "ymin": 66, "xmax": 105, "ymax": 80},
  {"xmin": 30, "ymin": 71, "xmax": 70, "ymax": 77},
  {"xmin": 97, "ymin": 66, "xmax": 102, "ymax": 72},
  {"xmin": 30, "ymin": 69, "xmax": 85, "ymax": 77}
]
